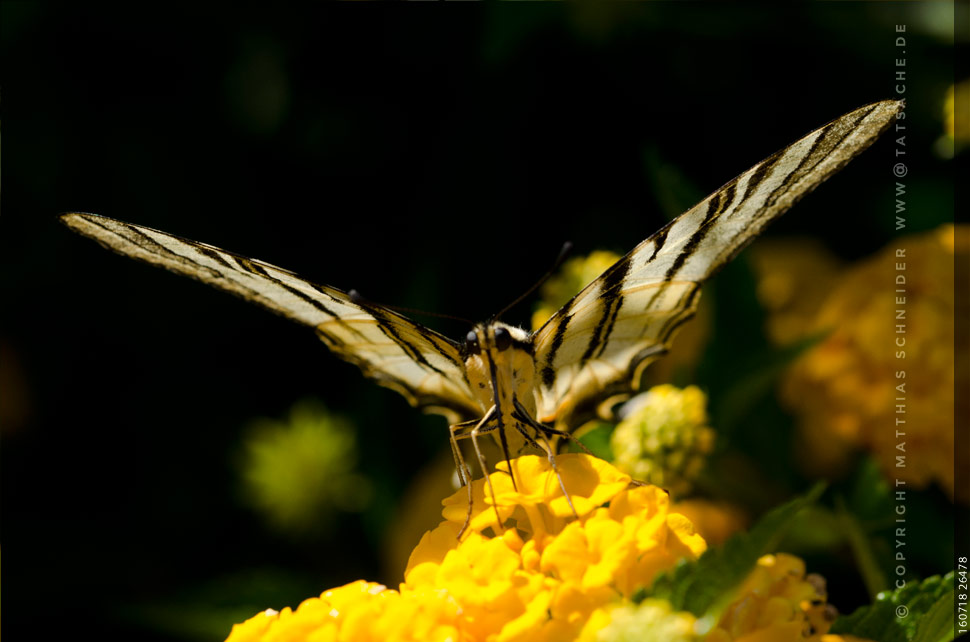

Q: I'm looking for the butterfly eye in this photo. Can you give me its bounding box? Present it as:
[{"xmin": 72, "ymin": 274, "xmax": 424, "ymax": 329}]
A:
[
  {"xmin": 465, "ymin": 330, "xmax": 480, "ymax": 355},
  {"xmin": 493, "ymin": 326, "xmax": 512, "ymax": 351}
]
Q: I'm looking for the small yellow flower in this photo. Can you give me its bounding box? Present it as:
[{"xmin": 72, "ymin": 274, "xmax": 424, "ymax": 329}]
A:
[
  {"xmin": 610, "ymin": 385, "xmax": 715, "ymax": 497},
  {"xmin": 781, "ymin": 225, "xmax": 961, "ymax": 496}
]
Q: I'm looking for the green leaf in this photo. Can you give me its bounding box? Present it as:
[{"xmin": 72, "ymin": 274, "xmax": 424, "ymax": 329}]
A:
[
  {"xmin": 831, "ymin": 572, "xmax": 955, "ymax": 642},
  {"xmin": 572, "ymin": 421, "xmax": 614, "ymax": 460},
  {"xmin": 834, "ymin": 494, "xmax": 889, "ymax": 598},
  {"xmin": 912, "ymin": 587, "xmax": 957, "ymax": 642},
  {"xmin": 645, "ymin": 483, "xmax": 825, "ymax": 627}
]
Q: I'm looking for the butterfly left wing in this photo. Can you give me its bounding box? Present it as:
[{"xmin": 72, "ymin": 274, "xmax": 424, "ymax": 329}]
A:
[
  {"xmin": 60, "ymin": 212, "xmax": 482, "ymax": 424},
  {"xmin": 532, "ymin": 100, "xmax": 902, "ymax": 429}
]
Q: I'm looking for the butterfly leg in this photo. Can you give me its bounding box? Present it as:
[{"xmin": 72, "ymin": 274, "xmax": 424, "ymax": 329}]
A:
[
  {"xmin": 449, "ymin": 418, "xmax": 479, "ymax": 488},
  {"xmin": 470, "ymin": 413, "xmax": 508, "ymax": 534},
  {"xmin": 450, "ymin": 406, "xmax": 502, "ymax": 538},
  {"xmin": 511, "ymin": 399, "xmax": 594, "ymax": 456},
  {"xmin": 510, "ymin": 399, "xmax": 580, "ymax": 519}
]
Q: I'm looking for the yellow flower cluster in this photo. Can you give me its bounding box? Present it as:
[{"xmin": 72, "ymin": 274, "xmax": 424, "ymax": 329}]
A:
[
  {"xmin": 226, "ymin": 455, "xmax": 864, "ymax": 642},
  {"xmin": 707, "ymin": 554, "xmax": 836, "ymax": 642},
  {"xmin": 227, "ymin": 454, "xmax": 707, "ymax": 641},
  {"xmin": 780, "ymin": 226, "xmax": 961, "ymax": 496},
  {"xmin": 610, "ymin": 385, "xmax": 715, "ymax": 497}
]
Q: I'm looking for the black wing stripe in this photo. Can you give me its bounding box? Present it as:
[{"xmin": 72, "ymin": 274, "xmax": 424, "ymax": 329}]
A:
[
  {"xmin": 737, "ymin": 154, "xmax": 780, "ymax": 208},
  {"xmin": 239, "ymin": 260, "xmax": 371, "ymax": 333},
  {"xmin": 541, "ymin": 312, "xmax": 572, "ymax": 388},
  {"xmin": 194, "ymin": 244, "xmax": 240, "ymax": 271},
  {"xmin": 763, "ymin": 120, "xmax": 838, "ymax": 210},
  {"xmin": 593, "ymin": 292, "xmax": 625, "ymax": 360},
  {"xmin": 656, "ymin": 285, "xmax": 701, "ymax": 346},
  {"xmin": 362, "ymin": 304, "xmax": 448, "ymax": 377},
  {"xmin": 663, "ymin": 185, "xmax": 725, "ymax": 281},
  {"xmin": 88, "ymin": 217, "xmax": 222, "ymax": 279},
  {"xmin": 765, "ymin": 105, "xmax": 874, "ymax": 211},
  {"xmin": 647, "ymin": 223, "xmax": 672, "ymax": 261},
  {"xmin": 421, "ymin": 330, "xmax": 467, "ymax": 369},
  {"xmin": 582, "ymin": 254, "xmax": 632, "ymax": 364}
]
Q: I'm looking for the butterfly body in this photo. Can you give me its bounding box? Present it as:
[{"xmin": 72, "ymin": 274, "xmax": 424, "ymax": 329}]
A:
[
  {"xmin": 464, "ymin": 324, "xmax": 534, "ymax": 414},
  {"xmin": 460, "ymin": 322, "xmax": 550, "ymax": 454}
]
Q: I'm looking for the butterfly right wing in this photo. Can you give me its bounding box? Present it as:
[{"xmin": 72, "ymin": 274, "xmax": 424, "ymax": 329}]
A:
[
  {"xmin": 60, "ymin": 212, "xmax": 482, "ymax": 424},
  {"xmin": 531, "ymin": 100, "xmax": 902, "ymax": 430}
]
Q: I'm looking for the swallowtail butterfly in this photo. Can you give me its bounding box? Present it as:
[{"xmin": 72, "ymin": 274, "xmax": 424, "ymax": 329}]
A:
[{"xmin": 62, "ymin": 100, "xmax": 901, "ymax": 531}]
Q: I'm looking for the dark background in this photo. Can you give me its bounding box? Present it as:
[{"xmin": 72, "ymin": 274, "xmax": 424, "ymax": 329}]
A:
[{"xmin": 1, "ymin": 3, "xmax": 960, "ymax": 640}]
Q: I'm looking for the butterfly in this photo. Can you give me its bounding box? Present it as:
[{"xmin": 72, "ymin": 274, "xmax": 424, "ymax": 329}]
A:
[{"xmin": 62, "ymin": 100, "xmax": 901, "ymax": 534}]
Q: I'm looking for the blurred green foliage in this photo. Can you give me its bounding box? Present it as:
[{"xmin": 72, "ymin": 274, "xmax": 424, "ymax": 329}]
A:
[{"xmin": 238, "ymin": 399, "xmax": 372, "ymax": 537}]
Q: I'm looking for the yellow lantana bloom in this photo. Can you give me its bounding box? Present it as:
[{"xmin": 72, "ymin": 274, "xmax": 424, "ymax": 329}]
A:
[
  {"xmin": 226, "ymin": 456, "xmax": 861, "ymax": 642},
  {"xmin": 781, "ymin": 225, "xmax": 961, "ymax": 496},
  {"xmin": 706, "ymin": 554, "xmax": 841, "ymax": 642},
  {"xmin": 582, "ymin": 553, "xmax": 866, "ymax": 642},
  {"xmin": 228, "ymin": 453, "xmax": 707, "ymax": 642}
]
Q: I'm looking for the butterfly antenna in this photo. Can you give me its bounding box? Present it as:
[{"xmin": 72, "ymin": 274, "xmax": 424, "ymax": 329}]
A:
[
  {"xmin": 492, "ymin": 241, "xmax": 573, "ymax": 322},
  {"xmin": 349, "ymin": 289, "xmax": 474, "ymax": 325}
]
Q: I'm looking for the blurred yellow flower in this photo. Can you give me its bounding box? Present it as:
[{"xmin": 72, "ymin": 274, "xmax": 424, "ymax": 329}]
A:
[
  {"xmin": 781, "ymin": 225, "xmax": 960, "ymax": 496},
  {"xmin": 532, "ymin": 251, "xmax": 622, "ymax": 331},
  {"xmin": 238, "ymin": 399, "xmax": 373, "ymax": 536},
  {"xmin": 937, "ymin": 78, "xmax": 970, "ymax": 157},
  {"xmin": 671, "ymin": 498, "xmax": 748, "ymax": 547},
  {"xmin": 749, "ymin": 239, "xmax": 843, "ymax": 346},
  {"xmin": 610, "ymin": 385, "xmax": 715, "ymax": 497},
  {"xmin": 228, "ymin": 453, "xmax": 708, "ymax": 641},
  {"xmin": 705, "ymin": 554, "xmax": 842, "ymax": 642},
  {"xmin": 577, "ymin": 552, "xmax": 862, "ymax": 642}
]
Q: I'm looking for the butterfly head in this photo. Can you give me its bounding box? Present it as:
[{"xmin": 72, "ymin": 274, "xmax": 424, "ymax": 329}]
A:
[{"xmin": 462, "ymin": 323, "xmax": 531, "ymax": 358}]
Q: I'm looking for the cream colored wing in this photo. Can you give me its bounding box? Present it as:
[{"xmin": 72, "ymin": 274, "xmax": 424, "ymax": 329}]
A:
[
  {"xmin": 533, "ymin": 100, "xmax": 902, "ymax": 428},
  {"xmin": 60, "ymin": 212, "xmax": 481, "ymax": 423}
]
